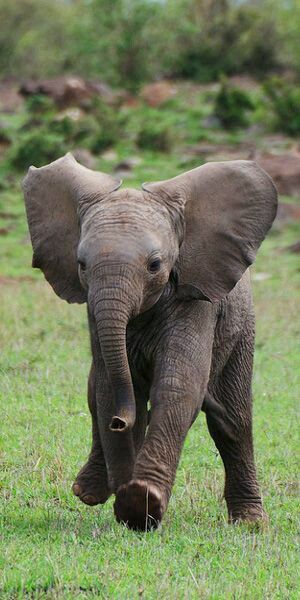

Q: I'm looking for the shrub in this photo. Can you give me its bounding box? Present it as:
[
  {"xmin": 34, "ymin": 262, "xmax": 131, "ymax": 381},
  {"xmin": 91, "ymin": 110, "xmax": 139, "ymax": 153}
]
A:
[
  {"xmin": 49, "ymin": 103, "xmax": 120, "ymax": 154},
  {"xmin": 9, "ymin": 129, "xmax": 66, "ymax": 169},
  {"xmin": 50, "ymin": 116, "xmax": 77, "ymax": 139},
  {"xmin": 88, "ymin": 129, "xmax": 116, "ymax": 153},
  {"xmin": 264, "ymin": 77, "xmax": 300, "ymax": 137},
  {"xmin": 7, "ymin": 95, "xmax": 122, "ymax": 171},
  {"xmin": 137, "ymin": 122, "xmax": 173, "ymax": 152},
  {"xmin": 167, "ymin": 1, "xmax": 280, "ymax": 82},
  {"xmin": 25, "ymin": 94, "xmax": 56, "ymax": 116},
  {"xmin": 214, "ymin": 80, "xmax": 254, "ymax": 129},
  {"xmin": 87, "ymin": 99, "xmax": 120, "ymax": 151}
]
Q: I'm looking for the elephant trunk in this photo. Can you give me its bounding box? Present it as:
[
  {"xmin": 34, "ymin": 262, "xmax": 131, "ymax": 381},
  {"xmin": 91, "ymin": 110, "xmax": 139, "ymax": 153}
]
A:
[{"xmin": 93, "ymin": 284, "xmax": 136, "ymax": 433}]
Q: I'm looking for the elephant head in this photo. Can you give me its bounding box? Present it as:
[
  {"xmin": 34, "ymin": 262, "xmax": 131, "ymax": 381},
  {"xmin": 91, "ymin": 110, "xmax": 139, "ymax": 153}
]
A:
[{"xmin": 23, "ymin": 153, "xmax": 277, "ymax": 433}]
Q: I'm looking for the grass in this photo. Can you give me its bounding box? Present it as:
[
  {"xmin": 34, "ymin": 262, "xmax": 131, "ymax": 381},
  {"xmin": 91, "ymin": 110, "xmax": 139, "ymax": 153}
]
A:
[{"xmin": 0, "ymin": 159, "xmax": 299, "ymax": 598}]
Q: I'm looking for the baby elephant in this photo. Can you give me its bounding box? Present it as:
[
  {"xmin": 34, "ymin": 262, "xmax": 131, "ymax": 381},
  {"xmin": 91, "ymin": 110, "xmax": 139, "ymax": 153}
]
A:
[{"xmin": 23, "ymin": 154, "xmax": 277, "ymax": 530}]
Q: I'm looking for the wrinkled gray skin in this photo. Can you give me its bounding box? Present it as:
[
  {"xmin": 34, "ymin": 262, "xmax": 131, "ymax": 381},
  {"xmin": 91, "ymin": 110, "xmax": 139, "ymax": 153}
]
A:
[{"xmin": 23, "ymin": 154, "xmax": 277, "ymax": 530}]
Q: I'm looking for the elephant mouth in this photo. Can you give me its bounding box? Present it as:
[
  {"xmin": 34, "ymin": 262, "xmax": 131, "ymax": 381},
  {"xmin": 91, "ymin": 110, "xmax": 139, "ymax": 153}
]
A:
[
  {"xmin": 138, "ymin": 289, "xmax": 164, "ymax": 314},
  {"xmin": 132, "ymin": 279, "xmax": 172, "ymax": 325}
]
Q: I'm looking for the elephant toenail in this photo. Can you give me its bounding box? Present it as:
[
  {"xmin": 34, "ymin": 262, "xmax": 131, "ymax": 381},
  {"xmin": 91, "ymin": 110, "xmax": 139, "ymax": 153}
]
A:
[
  {"xmin": 72, "ymin": 483, "xmax": 81, "ymax": 496},
  {"xmin": 82, "ymin": 494, "xmax": 97, "ymax": 505}
]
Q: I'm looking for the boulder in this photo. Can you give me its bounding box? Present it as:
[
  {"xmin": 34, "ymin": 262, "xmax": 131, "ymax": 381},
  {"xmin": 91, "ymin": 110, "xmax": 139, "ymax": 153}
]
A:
[
  {"xmin": 254, "ymin": 151, "xmax": 300, "ymax": 197},
  {"xmin": 19, "ymin": 77, "xmax": 118, "ymax": 109}
]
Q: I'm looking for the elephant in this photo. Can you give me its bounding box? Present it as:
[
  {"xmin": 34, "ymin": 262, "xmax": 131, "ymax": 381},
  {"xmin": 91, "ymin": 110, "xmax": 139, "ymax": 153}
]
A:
[{"xmin": 23, "ymin": 153, "xmax": 277, "ymax": 530}]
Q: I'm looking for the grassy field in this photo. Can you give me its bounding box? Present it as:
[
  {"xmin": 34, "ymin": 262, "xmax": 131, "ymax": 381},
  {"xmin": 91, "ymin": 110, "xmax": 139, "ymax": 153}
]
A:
[{"xmin": 0, "ymin": 159, "xmax": 299, "ymax": 598}]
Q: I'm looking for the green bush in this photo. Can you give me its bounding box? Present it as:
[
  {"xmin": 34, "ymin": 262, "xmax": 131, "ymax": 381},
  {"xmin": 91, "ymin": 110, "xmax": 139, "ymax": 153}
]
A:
[
  {"xmin": 137, "ymin": 122, "xmax": 173, "ymax": 152},
  {"xmin": 49, "ymin": 116, "xmax": 77, "ymax": 139},
  {"xmin": 214, "ymin": 80, "xmax": 254, "ymax": 129},
  {"xmin": 264, "ymin": 77, "xmax": 300, "ymax": 137},
  {"xmin": 87, "ymin": 99, "xmax": 120, "ymax": 151},
  {"xmin": 167, "ymin": 1, "xmax": 280, "ymax": 82},
  {"xmin": 25, "ymin": 94, "xmax": 56, "ymax": 116},
  {"xmin": 6, "ymin": 93, "xmax": 122, "ymax": 171},
  {"xmin": 52, "ymin": 115, "xmax": 106, "ymax": 151},
  {"xmin": 9, "ymin": 129, "xmax": 66, "ymax": 169}
]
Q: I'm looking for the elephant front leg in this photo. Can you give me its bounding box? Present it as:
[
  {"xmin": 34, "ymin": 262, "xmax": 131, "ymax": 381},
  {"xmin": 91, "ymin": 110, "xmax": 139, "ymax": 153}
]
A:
[
  {"xmin": 72, "ymin": 362, "xmax": 111, "ymax": 505},
  {"xmin": 95, "ymin": 369, "xmax": 136, "ymax": 494},
  {"xmin": 114, "ymin": 356, "xmax": 211, "ymax": 530},
  {"xmin": 114, "ymin": 399, "xmax": 193, "ymax": 529}
]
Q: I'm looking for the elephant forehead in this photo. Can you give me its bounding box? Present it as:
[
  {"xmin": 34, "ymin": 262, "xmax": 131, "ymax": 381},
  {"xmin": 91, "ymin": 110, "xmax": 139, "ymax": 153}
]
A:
[
  {"xmin": 85, "ymin": 229, "xmax": 162, "ymax": 253},
  {"xmin": 82, "ymin": 195, "xmax": 171, "ymax": 234}
]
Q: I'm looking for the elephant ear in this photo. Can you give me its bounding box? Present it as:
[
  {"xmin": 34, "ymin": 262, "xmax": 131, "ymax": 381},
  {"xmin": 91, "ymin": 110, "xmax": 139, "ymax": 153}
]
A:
[
  {"xmin": 143, "ymin": 160, "xmax": 277, "ymax": 303},
  {"xmin": 22, "ymin": 153, "xmax": 121, "ymax": 303}
]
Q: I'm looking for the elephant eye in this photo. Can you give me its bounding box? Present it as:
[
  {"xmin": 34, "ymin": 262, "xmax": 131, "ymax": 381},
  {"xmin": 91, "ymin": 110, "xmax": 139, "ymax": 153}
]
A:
[
  {"xmin": 148, "ymin": 257, "xmax": 162, "ymax": 273},
  {"xmin": 78, "ymin": 259, "xmax": 86, "ymax": 271}
]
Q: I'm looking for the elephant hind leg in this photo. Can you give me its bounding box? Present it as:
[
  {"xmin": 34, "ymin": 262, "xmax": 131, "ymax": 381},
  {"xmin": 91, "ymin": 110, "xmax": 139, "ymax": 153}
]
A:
[
  {"xmin": 72, "ymin": 362, "xmax": 111, "ymax": 506},
  {"xmin": 205, "ymin": 324, "xmax": 267, "ymax": 524}
]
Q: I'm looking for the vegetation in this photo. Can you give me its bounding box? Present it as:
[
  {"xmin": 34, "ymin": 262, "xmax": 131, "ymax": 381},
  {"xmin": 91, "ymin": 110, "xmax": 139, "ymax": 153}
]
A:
[
  {"xmin": 1, "ymin": 74, "xmax": 298, "ymax": 176},
  {"xmin": 137, "ymin": 119, "xmax": 173, "ymax": 153},
  {"xmin": 214, "ymin": 79, "xmax": 254, "ymax": 129},
  {"xmin": 0, "ymin": 0, "xmax": 299, "ymax": 89},
  {"xmin": 9, "ymin": 129, "xmax": 66, "ymax": 170},
  {"xmin": 264, "ymin": 77, "xmax": 300, "ymax": 137}
]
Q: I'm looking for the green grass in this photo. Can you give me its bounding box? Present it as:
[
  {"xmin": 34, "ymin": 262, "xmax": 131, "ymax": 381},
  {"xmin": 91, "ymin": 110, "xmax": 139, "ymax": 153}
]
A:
[{"xmin": 0, "ymin": 166, "xmax": 299, "ymax": 598}]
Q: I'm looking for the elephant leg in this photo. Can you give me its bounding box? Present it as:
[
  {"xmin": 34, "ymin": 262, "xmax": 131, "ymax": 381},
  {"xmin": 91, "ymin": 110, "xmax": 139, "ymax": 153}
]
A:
[
  {"xmin": 114, "ymin": 331, "xmax": 213, "ymax": 530},
  {"xmin": 114, "ymin": 389, "xmax": 201, "ymax": 530},
  {"xmin": 204, "ymin": 325, "xmax": 267, "ymax": 524},
  {"xmin": 72, "ymin": 362, "xmax": 110, "ymax": 506},
  {"xmin": 95, "ymin": 370, "xmax": 136, "ymax": 494},
  {"xmin": 132, "ymin": 380, "xmax": 149, "ymax": 455}
]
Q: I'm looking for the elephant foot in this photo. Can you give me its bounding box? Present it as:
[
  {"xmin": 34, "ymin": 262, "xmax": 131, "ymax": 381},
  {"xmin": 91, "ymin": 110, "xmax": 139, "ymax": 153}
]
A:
[
  {"xmin": 228, "ymin": 502, "xmax": 268, "ymax": 527},
  {"xmin": 114, "ymin": 479, "xmax": 166, "ymax": 531},
  {"xmin": 72, "ymin": 457, "xmax": 110, "ymax": 506}
]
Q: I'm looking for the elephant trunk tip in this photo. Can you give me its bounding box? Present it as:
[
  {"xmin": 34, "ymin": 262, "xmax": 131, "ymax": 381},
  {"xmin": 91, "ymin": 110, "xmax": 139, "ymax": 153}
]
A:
[
  {"xmin": 109, "ymin": 415, "xmax": 133, "ymax": 432},
  {"xmin": 109, "ymin": 386, "xmax": 136, "ymax": 432}
]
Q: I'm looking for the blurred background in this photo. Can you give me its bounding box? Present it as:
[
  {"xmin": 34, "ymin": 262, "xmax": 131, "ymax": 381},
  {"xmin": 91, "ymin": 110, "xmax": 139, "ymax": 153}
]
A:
[{"xmin": 0, "ymin": 0, "xmax": 299, "ymax": 172}]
